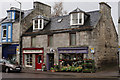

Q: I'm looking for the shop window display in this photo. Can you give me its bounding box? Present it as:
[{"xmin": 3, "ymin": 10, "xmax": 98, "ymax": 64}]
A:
[
  {"xmin": 25, "ymin": 54, "xmax": 32, "ymax": 67},
  {"xmin": 60, "ymin": 53, "xmax": 83, "ymax": 72}
]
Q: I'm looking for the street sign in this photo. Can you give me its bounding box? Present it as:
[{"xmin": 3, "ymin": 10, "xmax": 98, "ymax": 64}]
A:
[
  {"xmin": 17, "ymin": 48, "xmax": 19, "ymax": 51},
  {"xmin": 118, "ymin": 46, "xmax": 120, "ymax": 51}
]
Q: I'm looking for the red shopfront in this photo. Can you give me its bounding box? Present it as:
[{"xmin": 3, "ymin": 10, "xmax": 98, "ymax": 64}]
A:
[{"xmin": 23, "ymin": 48, "xmax": 44, "ymax": 70}]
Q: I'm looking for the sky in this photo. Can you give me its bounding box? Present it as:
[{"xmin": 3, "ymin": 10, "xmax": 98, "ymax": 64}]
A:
[{"xmin": 0, "ymin": 0, "xmax": 119, "ymax": 32}]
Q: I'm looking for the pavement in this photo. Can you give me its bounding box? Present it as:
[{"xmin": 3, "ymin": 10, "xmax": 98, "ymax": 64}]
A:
[{"xmin": 22, "ymin": 68, "xmax": 120, "ymax": 78}]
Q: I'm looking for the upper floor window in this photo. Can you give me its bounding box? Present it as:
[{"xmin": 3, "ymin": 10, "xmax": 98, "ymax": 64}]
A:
[
  {"xmin": 31, "ymin": 36, "xmax": 36, "ymax": 47},
  {"xmin": 8, "ymin": 25, "xmax": 11, "ymax": 39},
  {"xmin": 7, "ymin": 11, "xmax": 15, "ymax": 20},
  {"xmin": 48, "ymin": 35, "xmax": 53, "ymax": 47},
  {"xmin": 2, "ymin": 26, "xmax": 7, "ymax": 38},
  {"xmin": 70, "ymin": 13, "xmax": 84, "ymax": 25},
  {"xmin": 7, "ymin": 12, "xmax": 11, "ymax": 19},
  {"xmin": 33, "ymin": 19, "xmax": 44, "ymax": 30},
  {"xmin": 70, "ymin": 33, "xmax": 76, "ymax": 46},
  {"xmin": 11, "ymin": 12, "xmax": 15, "ymax": 20},
  {"xmin": 1, "ymin": 23, "xmax": 12, "ymax": 42}
]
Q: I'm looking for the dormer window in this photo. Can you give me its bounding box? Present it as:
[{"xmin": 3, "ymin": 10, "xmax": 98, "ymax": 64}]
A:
[
  {"xmin": 70, "ymin": 12, "xmax": 84, "ymax": 25},
  {"xmin": 33, "ymin": 15, "xmax": 49, "ymax": 31},
  {"xmin": 7, "ymin": 11, "xmax": 15, "ymax": 20},
  {"xmin": 33, "ymin": 19, "xmax": 44, "ymax": 30},
  {"xmin": 11, "ymin": 11, "xmax": 15, "ymax": 20},
  {"xmin": 35, "ymin": 19, "xmax": 38, "ymax": 29}
]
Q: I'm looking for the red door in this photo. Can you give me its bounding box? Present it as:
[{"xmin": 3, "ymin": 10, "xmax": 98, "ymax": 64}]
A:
[{"xmin": 36, "ymin": 55, "xmax": 43, "ymax": 70}]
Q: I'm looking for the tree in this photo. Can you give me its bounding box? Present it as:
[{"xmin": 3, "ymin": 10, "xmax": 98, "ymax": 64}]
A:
[{"xmin": 52, "ymin": 2, "xmax": 67, "ymax": 17}]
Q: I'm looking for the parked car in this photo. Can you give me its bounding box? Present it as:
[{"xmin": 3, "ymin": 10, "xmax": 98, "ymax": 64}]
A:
[{"xmin": 0, "ymin": 59, "xmax": 22, "ymax": 73}]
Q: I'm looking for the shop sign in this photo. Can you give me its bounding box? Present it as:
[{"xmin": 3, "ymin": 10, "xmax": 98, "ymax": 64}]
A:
[
  {"xmin": 58, "ymin": 50, "xmax": 88, "ymax": 54},
  {"xmin": 118, "ymin": 46, "xmax": 120, "ymax": 51},
  {"xmin": 17, "ymin": 48, "xmax": 19, "ymax": 51},
  {"xmin": 90, "ymin": 48, "xmax": 94, "ymax": 53},
  {"xmin": 23, "ymin": 50, "xmax": 43, "ymax": 53}
]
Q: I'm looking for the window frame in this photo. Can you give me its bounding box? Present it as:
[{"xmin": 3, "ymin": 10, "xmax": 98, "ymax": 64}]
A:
[
  {"xmin": 31, "ymin": 36, "xmax": 36, "ymax": 47},
  {"xmin": 70, "ymin": 13, "xmax": 84, "ymax": 25},
  {"xmin": 2, "ymin": 26, "xmax": 7, "ymax": 39},
  {"xmin": 33, "ymin": 19, "xmax": 44, "ymax": 30},
  {"xmin": 7, "ymin": 12, "xmax": 11, "ymax": 19},
  {"xmin": 48, "ymin": 35, "xmax": 53, "ymax": 47},
  {"xmin": 8, "ymin": 25, "xmax": 11, "ymax": 39},
  {"xmin": 1, "ymin": 23, "xmax": 12, "ymax": 42},
  {"xmin": 69, "ymin": 33, "xmax": 76, "ymax": 46},
  {"xmin": 25, "ymin": 54, "xmax": 33, "ymax": 67},
  {"xmin": 11, "ymin": 11, "xmax": 15, "ymax": 20}
]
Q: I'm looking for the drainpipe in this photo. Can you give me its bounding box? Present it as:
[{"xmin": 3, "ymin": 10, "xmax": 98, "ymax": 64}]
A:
[
  {"xmin": 15, "ymin": 0, "xmax": 22, "ymax": 65},
  {"xmin": 118, "ymin": 20, "xmax": 120, "ymax": 74}
]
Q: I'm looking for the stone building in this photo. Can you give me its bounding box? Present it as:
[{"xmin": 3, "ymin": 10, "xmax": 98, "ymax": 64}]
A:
[
  {"xmin": 22, "ymin": 2, "xmax": 118, "ymax": 71},
  {"xmin": 0, "ymin": 1, "xmax": 51, "ymax": 64}
]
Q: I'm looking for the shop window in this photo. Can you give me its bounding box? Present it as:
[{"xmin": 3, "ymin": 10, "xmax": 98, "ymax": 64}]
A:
[
  {"xmin": 60, "ymin": 53, "xmax": 83, "ymax": 67},
  {"xmin": 70, "ymin": 13, "xmax": 84, "ymax": 25},
  {"xmin": 2, "ymin": 26, "xmax": 7, "ymax": 38},
  {"xmin": 25, "ymin": 54, "xmax": 32, "ymax": 67},
  {"xmin": 31, "ymin": 36, "xmax": 36, "ymax": 47},
  {"xmin": 70, "ymin": 33, "xmax": 76, "ymax": 46},
  {"xmin": 48, "ymin": 35, "xmax": 53, "ymax": 47}
]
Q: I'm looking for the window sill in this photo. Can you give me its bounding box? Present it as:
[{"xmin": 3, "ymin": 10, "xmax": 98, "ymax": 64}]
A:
[
  {"xmin": 70, "ymin": 23, "xmax": 84, "ymax": 26},
  {"xmin": 25, "ymin": 65, "xmax": 33, "ymax": 67}
]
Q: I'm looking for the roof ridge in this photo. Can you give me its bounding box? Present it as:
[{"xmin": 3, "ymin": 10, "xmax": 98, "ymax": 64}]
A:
[{"xmin": 87, "ymin": 10, "xmax": 100, "ymax": 13}]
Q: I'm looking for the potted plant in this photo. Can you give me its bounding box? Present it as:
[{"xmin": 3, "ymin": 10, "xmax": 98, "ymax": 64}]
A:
[
  {"xmin": 61, "ymin": 66, "xmax": 67, "ymax": 72},
  {"xmin": 74, "ymin": 66, "xmax": 82, "ymax": 72},
  {"xmin": 82, "ymin": 69, "xmax": 92, "ymax": 73},
  {"xmin": 50, "ymin": 67, "xmax": 55, "ymax": 72},
  {"xmin": 71, "ymin": 67, "xmax": 76, "ymax": 72}
]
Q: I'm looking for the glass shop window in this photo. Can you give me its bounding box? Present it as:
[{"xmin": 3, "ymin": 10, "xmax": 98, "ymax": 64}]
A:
[{"xmin": 26, "ymin": 54, "xmax": 32, "ymax": 67}]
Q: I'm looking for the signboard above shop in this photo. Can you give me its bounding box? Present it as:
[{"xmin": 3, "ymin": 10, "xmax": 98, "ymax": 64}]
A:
[
  {"xmin": 58, "ymin": 47, "xmax": 88, "ymax": 54},
  {"xmin": 90, "ymin": 48, "xmax": 94, "ymax": 53},
  {"xmin": 23, "ymin": 48, "xmax": 44, "ymax": 54},
  {"xmin": 23, "ymin": 50, "xmax": 43, "ymax": 53}
]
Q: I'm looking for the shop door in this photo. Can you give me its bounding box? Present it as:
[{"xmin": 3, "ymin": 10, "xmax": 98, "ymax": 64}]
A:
[
  {"xmin": 47, "ymin": 53, "xmax": 54, "ymax": 70},
  {"xmin": 36, "ymin": 55, "xmax": 43, "ymax": 70}
]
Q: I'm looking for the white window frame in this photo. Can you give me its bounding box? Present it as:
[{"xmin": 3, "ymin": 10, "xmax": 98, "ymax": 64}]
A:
[
  {"xmin": 2, "ymin": 26, "xmax": 7, "ymax": 39},
  {"xmin": 70, "ymin": 13, "xmax": 84, "ymax": 25},
  {"xmin": 25, "ymin": 54, "xmax": 33, "ymax": 67},
  {"xmin": 33, "ymin": 19, "xmax": 44, "ymax": 31},
  {"xmin": 8, "ymin": 25, "xmax": 11, "ymax": 39},
  {"xmin": 11, "ymin": 12, "xmax": 15, "ymax": 20},
  {"xmin": 7, "ymin": 12, "xmax": 11, "ymax": 19}
]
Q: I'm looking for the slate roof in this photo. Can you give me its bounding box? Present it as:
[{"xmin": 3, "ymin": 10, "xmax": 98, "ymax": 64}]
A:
[
  {"xmin": 69, "ymin": 8, "xmax": 85, "ymax": 13},
  {"xmin": 24, "ymin": 10, "xmax": 101, "ymax": 36},
  {"xmin": 32, "ymin": 15, "xmax": 50, "ymax": 21},
  {"xmin": 0, "ymin": 7, "xmax": 33, "ymax": 24},
  {"xmin": 44, "ymin": 10, "xmax": 101, "ymax": 31}
]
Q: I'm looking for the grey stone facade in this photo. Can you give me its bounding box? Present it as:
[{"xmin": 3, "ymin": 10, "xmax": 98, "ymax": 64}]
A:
[
  {"xmin": 22, "ymin": 2, "xmax": 118, "ymax": 70},
  {"xmin": 0, "ymin": 1, "xmax": 51, "ymax": 65},
  {"xmin": 12, "ymin": 22, "xmax": 20, "ymax": 42}
]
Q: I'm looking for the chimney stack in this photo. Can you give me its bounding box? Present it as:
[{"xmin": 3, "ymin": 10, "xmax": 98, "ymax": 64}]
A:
[
  {"xmin": 99, "ymin": 2, "xmax": 111, "ymax": 16},
  {"xmin": 33, "ymin": 1, "xmax": 51, "ymax": 18}
]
